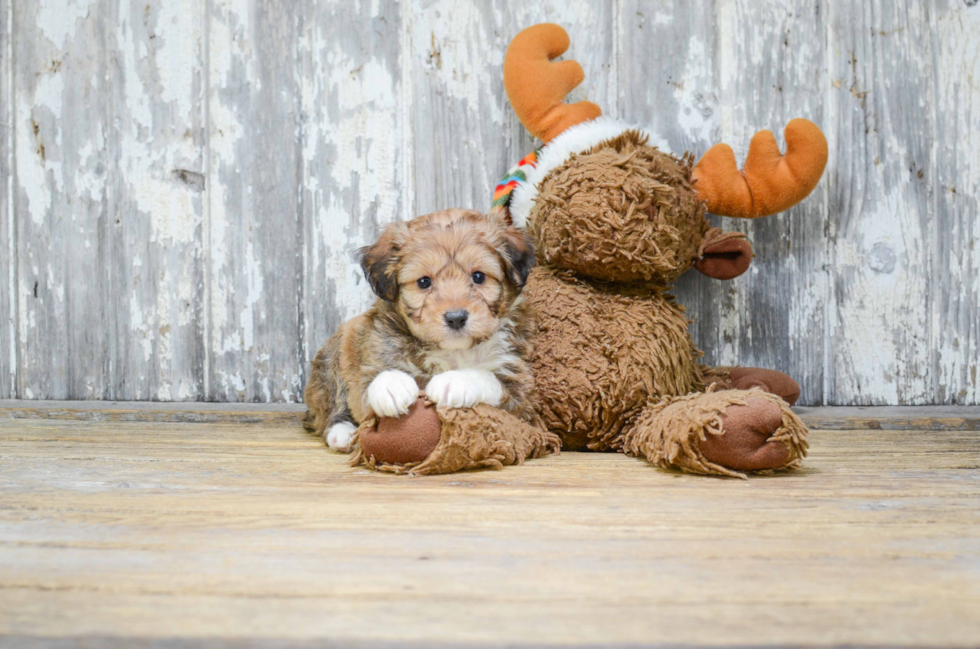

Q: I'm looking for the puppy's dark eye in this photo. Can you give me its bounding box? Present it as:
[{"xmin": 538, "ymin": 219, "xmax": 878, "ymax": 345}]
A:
[
  {"xmin": 416, "ymin": 277, "xmax": 432, "ymax": 290},
  {"xmin": 471, "ymin": 271, "xmax": 486, "ymax": 285}
]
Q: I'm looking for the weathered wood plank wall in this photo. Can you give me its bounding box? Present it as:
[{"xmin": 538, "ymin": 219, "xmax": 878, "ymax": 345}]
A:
[
  {"xmin": 1, "ymin": 0, "xmax": 12, "ymax": 401},
  {"xmin": 1, "ymin": 0, "xmax": 978, "ymax": 405}
]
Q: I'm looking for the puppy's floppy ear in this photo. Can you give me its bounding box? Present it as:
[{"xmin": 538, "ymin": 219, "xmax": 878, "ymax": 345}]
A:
[
  {"xmin": 359, "ymin": 223, "xmax": 406, "ymax": 301},
  {"xmin": 490, "ymin": 217, "xmax": 536, "ymax": 288}
]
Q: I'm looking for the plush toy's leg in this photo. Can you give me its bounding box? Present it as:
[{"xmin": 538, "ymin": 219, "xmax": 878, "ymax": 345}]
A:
[
  {"xmin": 701, "ymin": 366, "xmax": 802, "ymax": 406},
  {"xmin": 349, "ymin": 398, "xmax": 561, "ymax": 476},
  {"xmin": 623, "ymin": 388, "xmax": 808, "ymax": 478}
]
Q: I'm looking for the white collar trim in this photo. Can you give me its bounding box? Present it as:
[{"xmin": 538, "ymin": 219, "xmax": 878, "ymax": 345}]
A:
[{"xmin": 508, "ymin": 116, "xmax": 671, "ymax": 227}]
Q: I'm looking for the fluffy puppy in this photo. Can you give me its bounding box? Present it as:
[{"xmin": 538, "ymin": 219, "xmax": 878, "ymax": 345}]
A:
[{"xmin": 303, "ymin": 208, "xmax": 536, "ymax": 451}]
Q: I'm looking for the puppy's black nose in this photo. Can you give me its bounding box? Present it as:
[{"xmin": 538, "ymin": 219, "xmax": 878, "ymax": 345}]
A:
[{"xmin": 443, "ymin": 309, "xmax": 469, "ymax": 330}]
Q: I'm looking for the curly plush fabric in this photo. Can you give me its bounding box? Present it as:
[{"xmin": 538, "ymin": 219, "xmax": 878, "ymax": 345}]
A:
[
  {"xmin": 699, "ymin": 364, "xmax": 734, "ymax": 390},
  {"xmin": 624, "ymin": 388, "xmax": 809, "ymax": 479},
  {"xmin": 529, "ymin": 131, "xmax": 708, "ymax": 284},
  {"xmin": 350, "ymin": 404, "xmax": 561, "ymax": 476},
  {"xmin": 525, "ymin": 266, "xmax": 703, "ymax": 452}
]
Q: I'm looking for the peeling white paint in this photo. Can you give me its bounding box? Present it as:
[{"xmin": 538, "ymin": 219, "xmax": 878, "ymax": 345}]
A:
[
  {"xmin": 3, "ymin": 0, "xmax": 12, "ymax": 398},
  {"xmin": 154, "ymin": 0, "xmax": 198, "ymax": 121},
  {"xmin": 240, "ymin": 239, "xmax": 263, "ymax": 352},
  {"xmin": 140, "ymin": 177, "xmax": 199, "ymax": 244},
  {"xmin": 37, "ymin": 0, "xmax": 96, "ymax": 49},
  {"xmin": 218, "ymin": 370, "xmax": 246, "ymax": 395},
  {"xmin": 209, "ymin": 179, "xmax": 231, "ymax": 354},
  {"xmin": 930, "ymin": 4, "xmax": 980, "ymax": 404},
  {"xmin": 831, "ymin": 186, "xmax": 929, "ymax": 404},
  {"xmin": 129, "ymin": 291, "xmax": 153, "ymax": 363},
  {"xmin": 408, "ymin": 0, "xmax": 505, "ymax": 127},
  {"xmin": 33, "ymin": 72, "xmax": 65, "ymax": 121},
  {"xmin": 715, "ymin": 1, "xmax": 738, "ymax": 140},
  {"xmin": 208, "ymin": 0, "xmax": 253, "ymax": 373},
  {"xmin": 673, "ymin": 35, "xmax": 717, "ymax": 147},
  {"xmin": 17, "ymin": 99, "xmax": 54, "ymax": 226}
]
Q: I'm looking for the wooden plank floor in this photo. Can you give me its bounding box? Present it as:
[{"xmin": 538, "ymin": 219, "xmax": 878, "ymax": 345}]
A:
[{"xmin": 0, "ymin": 408, "xmax": 978, "ymax": 648}]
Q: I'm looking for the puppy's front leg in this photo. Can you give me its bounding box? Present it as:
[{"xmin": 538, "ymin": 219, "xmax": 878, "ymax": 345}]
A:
[
  {"xmin": 425, "ymin": 369, "xmax": 504, "ymax": 409},
  {"xmin": 367, "ymin": 370, "xmax": 421, "ymax": 417}
]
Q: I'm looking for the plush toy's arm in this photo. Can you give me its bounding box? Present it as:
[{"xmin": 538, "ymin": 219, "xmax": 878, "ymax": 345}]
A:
[
  {"xmin": 701, "ymin": 366, "xmax": 802, "ymax": 406},
  {"xmin": 351, "ymin": 399, "xmax": 560, "ymax": 476}
]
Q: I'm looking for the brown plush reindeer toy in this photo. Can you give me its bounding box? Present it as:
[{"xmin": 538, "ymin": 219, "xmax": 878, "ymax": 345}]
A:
[{"xmin": 352, "ymin": 24, "xmax": 828, "ymax": 478}]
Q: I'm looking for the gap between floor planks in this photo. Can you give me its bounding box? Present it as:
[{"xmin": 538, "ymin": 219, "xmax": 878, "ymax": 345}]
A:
[{"xmin": 2, "ymin": 400, "xmax": 980, "ymax": 430}]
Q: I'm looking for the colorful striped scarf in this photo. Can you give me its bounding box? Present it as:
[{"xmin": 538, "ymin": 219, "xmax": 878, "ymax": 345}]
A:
[{"xmin": 491, "ymin": 149, "xmax": 540, "ymax": 215}]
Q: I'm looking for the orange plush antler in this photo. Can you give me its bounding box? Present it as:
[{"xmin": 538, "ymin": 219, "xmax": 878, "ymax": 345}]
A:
[
  {"xmin": 692, "ymin": 119, "xmax": 829, "ymax": 218},
  {"xmin": 503, "ymin": 24, "xmax": 602, "ymax": 143}
]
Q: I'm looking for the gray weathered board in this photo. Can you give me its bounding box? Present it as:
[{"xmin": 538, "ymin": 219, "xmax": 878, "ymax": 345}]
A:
[{"xmin": 1, "ymin": 0, "xmax": 978, "ymax": 405}]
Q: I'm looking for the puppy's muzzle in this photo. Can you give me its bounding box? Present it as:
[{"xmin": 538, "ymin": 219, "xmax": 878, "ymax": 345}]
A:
[{"xmin": 443, "ymin": 310, "xmax": 469, "ymax": 331}]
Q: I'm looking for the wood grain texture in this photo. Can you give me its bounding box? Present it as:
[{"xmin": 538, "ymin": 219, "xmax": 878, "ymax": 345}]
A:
[
  {"xmin": 104, "ymin": 0, "xmax": 207, "ymax": 401},
  {"xmin": 13, "ymin": 0, "xmax": 111, "ymax": 399},
  {"xmin": 826, "ymin": 0, "xmax": 935, "ymax": 405},
  {"xmin": 1, "ymin": 417, "xmax": 978, "ymax": 645},
  {"xmin": 5, "ymin": 1, "xmax": 980, "ymax": 404},
  {"xmin": 1, "ymin": 0, "xmax": 12, "ymax": 399},
  {"xmin": 931, "ymin": 0, "xmax": 980, "ymax": 404},
  {"xmin": 207, "ymin": 0, "xmax": 306, "ymax": 402}
]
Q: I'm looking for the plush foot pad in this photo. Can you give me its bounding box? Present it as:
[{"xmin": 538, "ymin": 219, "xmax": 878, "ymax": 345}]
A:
[
  {"xmin": 728, "ymin": 367, "xmax": 801, "ymax": 406},
  {"xmin": 625, "ymin": 388, "xmax": 808, "ymax": 478},
  {"xmin": 700, "ymin": 397, "xmax": 790, "ymax": 471},
  {"xmin": 350, "ymin": 400, "xmax": 561, "ymax": 476},
  {"xmin": 358, "ymin": 398, "xmax": 442, "ymax": 465}
]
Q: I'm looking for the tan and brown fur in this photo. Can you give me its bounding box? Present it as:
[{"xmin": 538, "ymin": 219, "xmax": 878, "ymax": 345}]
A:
[
  {"xmin": 303, "ymin": 209, "xmax": 537, "ymax": 439},
  {"xmin": 522, "ymin": 132, "xmax": 711, "ymax": 451}
]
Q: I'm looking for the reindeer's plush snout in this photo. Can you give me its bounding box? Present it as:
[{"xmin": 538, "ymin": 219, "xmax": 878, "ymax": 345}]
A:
[{"xmin": 695, "ymin": 230, "xmax": 754, "ymax": 280}]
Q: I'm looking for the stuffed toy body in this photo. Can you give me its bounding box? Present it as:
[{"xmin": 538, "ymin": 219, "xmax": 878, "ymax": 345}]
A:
[{"xmin": 354, "ymin": 24, "xmax": 828, "ymax": 478}]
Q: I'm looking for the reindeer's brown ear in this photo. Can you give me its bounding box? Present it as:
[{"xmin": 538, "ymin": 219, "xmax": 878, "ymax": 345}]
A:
[
  {"xmin": 489, "ymin": 216, "xmax": 536, "ymax": 288},
  {"xmin": 359, "ymin": 223, "xmax": 406, "ymax": 301}
]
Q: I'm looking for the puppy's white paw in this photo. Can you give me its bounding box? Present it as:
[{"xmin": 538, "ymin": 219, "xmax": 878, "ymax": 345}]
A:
[
  {"xmin": 367, "ymin": 370, "xmax": 419, "ymax": 417},
  {"xmin": 425, "ymin": 369, "xmax": 504, "ymax": 409},
  {"xmin": 326, "ymin": 421, "xmax": 357, "ymax": 452}
]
